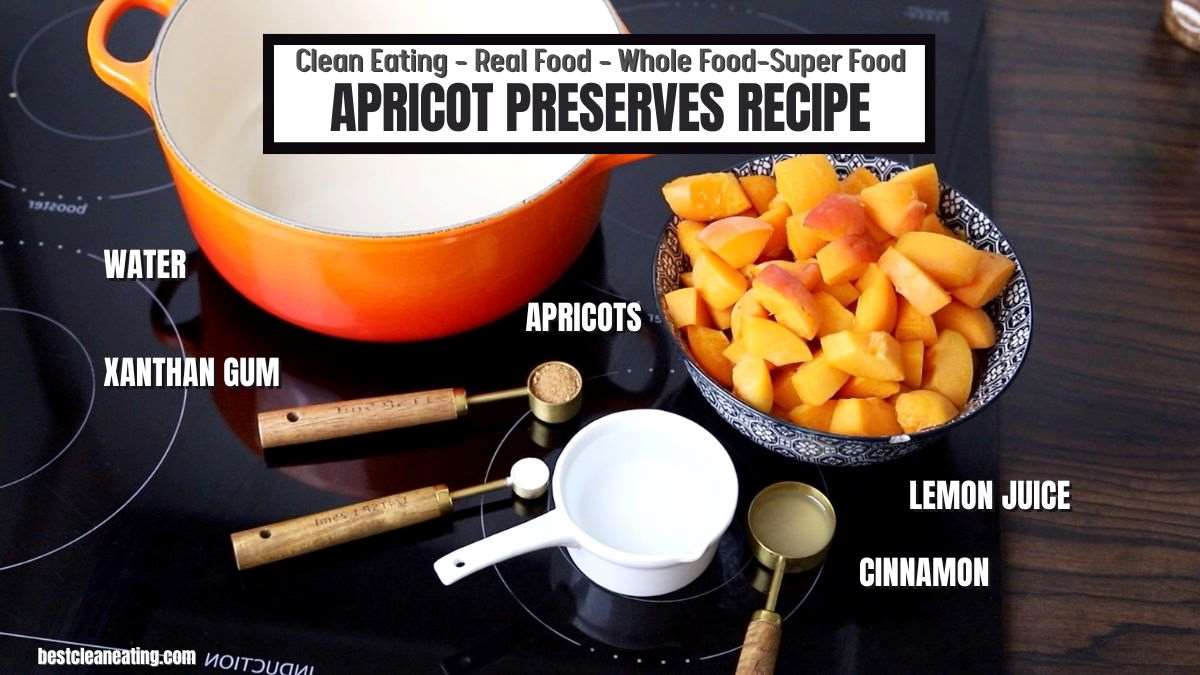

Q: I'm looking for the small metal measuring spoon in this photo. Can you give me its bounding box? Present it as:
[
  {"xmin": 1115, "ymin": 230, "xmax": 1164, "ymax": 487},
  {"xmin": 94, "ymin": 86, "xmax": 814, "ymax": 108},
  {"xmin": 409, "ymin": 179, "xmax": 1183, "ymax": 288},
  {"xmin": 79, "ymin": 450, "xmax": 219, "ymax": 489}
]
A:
[
  {"xmin": 257, "ymin": 361, "xmax": 582, "ymax": 448},
  {"xmin": 734, "ymin": 482, "xmax": 836, "ymax": 675},
  {"xmin": 230, "ymin": 457, "xmax": 550, "ymax": 570}
]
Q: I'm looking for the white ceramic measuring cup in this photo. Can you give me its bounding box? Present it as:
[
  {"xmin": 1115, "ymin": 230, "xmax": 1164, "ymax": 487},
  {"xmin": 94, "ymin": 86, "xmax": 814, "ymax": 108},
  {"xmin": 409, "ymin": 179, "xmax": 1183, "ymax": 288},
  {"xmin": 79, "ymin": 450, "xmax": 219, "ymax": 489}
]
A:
[{"xmin": 434, "ymin": 409, "xmax": 738, "ymax": 597}]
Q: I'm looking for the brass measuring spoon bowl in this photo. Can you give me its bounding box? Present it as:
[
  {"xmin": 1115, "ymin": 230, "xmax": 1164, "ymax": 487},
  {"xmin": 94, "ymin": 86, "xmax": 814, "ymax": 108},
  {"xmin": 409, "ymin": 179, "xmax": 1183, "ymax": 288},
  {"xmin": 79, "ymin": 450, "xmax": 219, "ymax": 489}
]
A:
[
  {"xmin": 257, "ymin": 361, "xmax": 583, "ymax": 448},
  {"xmin": 525, "ymin": 360, "xmax": 583, "ymax": 424}
]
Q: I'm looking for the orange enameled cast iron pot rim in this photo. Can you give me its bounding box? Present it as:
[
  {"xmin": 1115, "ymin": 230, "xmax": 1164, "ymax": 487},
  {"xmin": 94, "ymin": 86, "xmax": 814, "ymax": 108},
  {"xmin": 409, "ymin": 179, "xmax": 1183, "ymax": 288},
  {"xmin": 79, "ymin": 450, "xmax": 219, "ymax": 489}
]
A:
[
  {"xmin": 145, "ymin": 0, "xmax": 631, "ymax": 241},
  {"xmin": 653, "ymin": 154, "xmax": 1034, "ymax": 447}
]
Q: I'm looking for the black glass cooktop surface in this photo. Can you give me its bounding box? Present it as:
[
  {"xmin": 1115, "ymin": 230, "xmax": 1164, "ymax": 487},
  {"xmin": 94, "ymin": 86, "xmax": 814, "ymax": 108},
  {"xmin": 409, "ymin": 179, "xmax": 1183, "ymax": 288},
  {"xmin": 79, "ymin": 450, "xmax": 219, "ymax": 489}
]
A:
[{"xmin": 0, "ymin": 1, "xmax": 999, "ymax": 673}]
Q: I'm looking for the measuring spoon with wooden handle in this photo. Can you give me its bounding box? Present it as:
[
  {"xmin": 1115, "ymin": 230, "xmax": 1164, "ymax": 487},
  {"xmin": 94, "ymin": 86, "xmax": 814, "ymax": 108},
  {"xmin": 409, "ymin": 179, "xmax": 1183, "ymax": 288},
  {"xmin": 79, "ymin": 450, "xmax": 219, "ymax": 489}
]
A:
[
  {"xmin": 256, "ymin": 361, "xmax": 582, "ymax": 449},
  {"xmin": 230, "ymin": 458, "xmax": 549, "ymax": 570}
]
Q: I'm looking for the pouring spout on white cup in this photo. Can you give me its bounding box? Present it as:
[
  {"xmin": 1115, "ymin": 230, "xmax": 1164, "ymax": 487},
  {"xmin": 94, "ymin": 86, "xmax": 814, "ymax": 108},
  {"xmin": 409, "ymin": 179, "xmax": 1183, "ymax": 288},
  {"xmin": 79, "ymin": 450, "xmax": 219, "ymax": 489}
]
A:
[{"xmin": 434, "ymin": 409, "xmax": 739, "ymax": 597}]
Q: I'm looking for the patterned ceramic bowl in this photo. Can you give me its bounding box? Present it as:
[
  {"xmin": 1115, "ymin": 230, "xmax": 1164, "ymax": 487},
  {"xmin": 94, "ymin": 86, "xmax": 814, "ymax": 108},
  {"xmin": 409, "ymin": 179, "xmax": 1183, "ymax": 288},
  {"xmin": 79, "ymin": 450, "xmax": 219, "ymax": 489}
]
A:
[{"xmin": 653, "ymin": 154, "xmax": 1033, "ymax": 466}]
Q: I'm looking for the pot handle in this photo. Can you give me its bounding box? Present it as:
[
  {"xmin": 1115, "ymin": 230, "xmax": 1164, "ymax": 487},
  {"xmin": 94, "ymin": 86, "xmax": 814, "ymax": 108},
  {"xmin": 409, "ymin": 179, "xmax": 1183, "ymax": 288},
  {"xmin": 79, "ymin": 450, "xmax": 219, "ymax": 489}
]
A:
[
  {"xmin": 87, "ymin": 0, "xmax": 175, "ymax": 114},
  {"xmin": 582, "ymin": 153, "xmax": 654, "ymax": 178},
  {"xmin": 434, "ymin": 509, "xmax": 575, "ymax": 586}
]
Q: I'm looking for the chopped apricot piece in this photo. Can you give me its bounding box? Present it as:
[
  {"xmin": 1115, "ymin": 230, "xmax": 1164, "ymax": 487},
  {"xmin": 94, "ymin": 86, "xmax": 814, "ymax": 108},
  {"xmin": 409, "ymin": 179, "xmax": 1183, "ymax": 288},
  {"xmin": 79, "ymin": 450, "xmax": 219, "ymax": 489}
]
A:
[
  {"xmin": 951, "ymin": 251, "xmax": 1016, "ymax": 308},
  {"xmin": 829, "ymin": 398, "xmax": 902, "ymax": 436},
  {"xmin": 820, "ymin": 330, "xmax": 905, "ymax": 382},
  {"xmin": 662, "ymin": 172, "xmax": 752, "ymax": 221},
  {"xmin": 815, "ymin": 234, "xmax": 879, "ymax": 285},
  {"xmin": 826, "ymin": 281, "xmax": 860, "ymax": 306},
  {"xmin": 894, "ymin": 231, "xmax": 984, "ymax": 288},
  {"xmin": 698, "ymin": 216, "xmax": 775, "ymax": 268},
  {"xmin": 785, "ymin": 213, "xmax": 826, "ymax": 260},
  {"xmin": 757, "ymin": 203, "xmax": 791, "ymax": 259},
  {"xmin": 693, "ymin": 249, "xmax": 749, "ymax": 309},
  {"xmin": 863, "ymin": 217, "xmax": 895, "ymax": 244},
  {"xmin": 741, "ymin": 316, "xmax": 813, "ymax": 367},
  {"xmin": 934, "ymin": 301, "xmax": 996, "ymax": 349},
  {"xmin": 791, "ymin": 353, "xmax": 851, "ymax": 406},
  {"xmin": 860, "ymin": 180, "xmax": 925, "ymax": 237},
  {"xmin": 894, "ymin": 297, "xmax": 938, "ymax": 346},
  {"xmin": 854, "ymin": 264, "xmax": 897, "ymax": 333},
  {"xmin": 900, "ymin": 340, "xmax": 925, "ymax": 388},
  {"xmin": 788, "ymin": 400, "xmax": 838, "ymax": 432},
  {"xmin": 894, "ymin": 389, "xmax": 958, "ymax": 433},
  {"xmin": 733, "ymin": 356, "xmax": 774, "ymax": 413},
  {"xmin": 839, "ymin": 376, "xmax": 902, "ymax": 399},
  {"xmin": 684, "ymin": 325, "xmax": 734, "ymax": 388},
  {"xmin": 730, "ymin": 290, "xmax": 768, "ymax": 340},
  {"xmin": 738, "ymin": 175, "xmax": 778, "ymax": 214},
  {"xmin": 812, "ymin": 291, "xmax": 856, "ymax": 337},
  {"xmin": 723, "ymin": 339, "xmax": 748, "ymax": 363},
  {"xmin": 772, "ymin": 364, "xmax": 804, "ymax": 410},
  {"xmin": 840, "ymin": 166, "xmax": 880, "ymax": 195},
  {"xmin": 676, "ymin": 219, "xmax": 708, "ymax": 262},
  {"xmin": 743, "ymin": 260, "xmax": 790, "ymax": 278},
  {"xmin": 709, "ymin": 302, "xmax": 733, "ymax": 330},
  {"xmin": 752, "ymin": 265, "xmax": 820, "ymax": 339},
  {"xmin": 679, "ymin": 271, "xmax": 694, "ymax": 287},
  {"xmin": 774, "ymin": 154, "xmax": 840, "ymax": 213},
  {"xmin": 663, "ymin": 287, "xmax": 711, "ymax": 328},
  {"xmin": 921, "ymin": 213, "xmax": 957, "ymax": 238},
  {"xmin": 923, "ymin": 330, "xmax": 973, "ymax": 407},
  {"xmin": 804, "ymin": 193, "xmax": 871, "ymax": 241},
  {"xmin": 795, "ymin": 262, "xmax": 823, "ymax": 291},
  {"xmin": 891, "ymin": 163, "xmax": 940, "ymax": 210},
  {"xmin": 877, "ymin": 247, "xmax": 952, "ymax": 316}
]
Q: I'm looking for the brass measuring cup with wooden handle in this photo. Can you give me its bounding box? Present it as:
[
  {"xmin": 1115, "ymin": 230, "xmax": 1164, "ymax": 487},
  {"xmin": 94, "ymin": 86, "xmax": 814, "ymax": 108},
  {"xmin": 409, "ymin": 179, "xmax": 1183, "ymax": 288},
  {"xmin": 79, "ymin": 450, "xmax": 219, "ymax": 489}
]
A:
[
  {"xmin": 230, "ymin": 457, "xmax": 550, "ymax": 570},
  {"xmin": 735, "ymin": 482, "xmax": 836, "ymax": 675},
  {"xmin": 257, "ymin": 361, "xmax": 582, "ymax": 449}
]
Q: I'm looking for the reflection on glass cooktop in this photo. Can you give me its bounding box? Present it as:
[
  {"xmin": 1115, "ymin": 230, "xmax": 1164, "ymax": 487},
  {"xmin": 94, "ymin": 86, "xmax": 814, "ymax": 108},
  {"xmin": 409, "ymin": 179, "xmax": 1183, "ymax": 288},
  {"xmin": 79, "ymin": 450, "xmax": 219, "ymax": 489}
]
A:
[{"xmin": 0, "ymin": 1, "xmax": 999, "ymax": 673}]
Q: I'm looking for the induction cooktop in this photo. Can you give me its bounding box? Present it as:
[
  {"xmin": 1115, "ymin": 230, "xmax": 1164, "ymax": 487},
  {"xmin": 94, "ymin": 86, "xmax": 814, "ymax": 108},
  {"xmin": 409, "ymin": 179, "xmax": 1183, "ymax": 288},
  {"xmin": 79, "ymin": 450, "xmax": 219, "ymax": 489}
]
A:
[{"xmin": 0, "ymin": 1, "xmax": 999, "ymax": 672}]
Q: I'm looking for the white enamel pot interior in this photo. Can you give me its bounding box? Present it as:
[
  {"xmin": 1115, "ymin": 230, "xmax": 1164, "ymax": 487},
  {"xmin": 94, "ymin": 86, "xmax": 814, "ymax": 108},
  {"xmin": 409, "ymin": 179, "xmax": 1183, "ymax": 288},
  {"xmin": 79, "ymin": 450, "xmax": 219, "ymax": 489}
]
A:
[
  {"xmin": 433, "ymin": 409, "xmax": 739, "ymax": 597},
  {"xmin": 153, "ymin": 0, "xmax": 623, "ymax": 235}
]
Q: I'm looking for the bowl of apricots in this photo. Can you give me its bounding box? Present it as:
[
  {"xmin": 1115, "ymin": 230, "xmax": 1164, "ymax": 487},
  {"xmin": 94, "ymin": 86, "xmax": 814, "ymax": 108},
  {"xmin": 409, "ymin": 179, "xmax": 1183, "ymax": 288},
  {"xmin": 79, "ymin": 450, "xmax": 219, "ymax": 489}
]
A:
[{"xmin": 653, "ymin": 154, "xmax": 1031, "ymax": 465}]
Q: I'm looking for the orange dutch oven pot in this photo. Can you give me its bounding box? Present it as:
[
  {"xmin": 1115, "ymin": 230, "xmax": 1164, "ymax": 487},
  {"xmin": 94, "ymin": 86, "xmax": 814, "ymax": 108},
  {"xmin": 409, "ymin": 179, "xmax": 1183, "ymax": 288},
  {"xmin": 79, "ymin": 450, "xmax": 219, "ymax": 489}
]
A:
[{"xmin": 87, "ymin": 0, "xmax": 647, "ymax": 341}]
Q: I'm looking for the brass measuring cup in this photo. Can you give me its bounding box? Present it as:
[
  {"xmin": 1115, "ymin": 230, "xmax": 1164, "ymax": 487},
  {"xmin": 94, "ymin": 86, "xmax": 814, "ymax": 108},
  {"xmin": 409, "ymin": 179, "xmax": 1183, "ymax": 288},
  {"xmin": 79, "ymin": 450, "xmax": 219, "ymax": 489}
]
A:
[
  {"xmin": 257, "ymin": 361, "xmax": 582, "ymax": 448},
  {"xmin": 735, "ymin": 482, "xmax": 836, "ymax": 675}
]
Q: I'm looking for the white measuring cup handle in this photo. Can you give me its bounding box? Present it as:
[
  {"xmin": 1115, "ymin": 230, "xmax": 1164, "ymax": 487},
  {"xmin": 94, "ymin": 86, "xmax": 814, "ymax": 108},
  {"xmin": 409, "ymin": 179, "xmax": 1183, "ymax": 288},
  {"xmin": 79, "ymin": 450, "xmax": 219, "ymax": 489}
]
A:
[{"xmin": 434, "ymin": 508, "xmax": 575, "ymax": 585}]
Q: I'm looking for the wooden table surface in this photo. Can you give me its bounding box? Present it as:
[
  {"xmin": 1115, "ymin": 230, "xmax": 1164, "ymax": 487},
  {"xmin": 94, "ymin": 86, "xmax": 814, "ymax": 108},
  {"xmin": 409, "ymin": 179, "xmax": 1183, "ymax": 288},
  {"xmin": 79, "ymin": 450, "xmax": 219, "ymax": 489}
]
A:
[{"xmin": 988, "ymin": 0, "xmax": 1200, "ymax": 669}]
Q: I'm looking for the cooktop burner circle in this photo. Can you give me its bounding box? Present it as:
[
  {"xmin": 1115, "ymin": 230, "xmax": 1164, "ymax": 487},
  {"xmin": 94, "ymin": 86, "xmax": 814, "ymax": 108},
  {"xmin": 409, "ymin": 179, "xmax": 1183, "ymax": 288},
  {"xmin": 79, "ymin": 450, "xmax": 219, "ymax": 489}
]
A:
[
  {"xmin": 0, "ymin": 3, "xmax": 172, "ymax": 202},
  {"xmin": 477, "ymin": 405, "xmax": 827, "ymax": 666},
  {"xmin": 0, "ymin": 307, "xmax": 95, "ymax": 489},
  {"xmin": 10, "ymin": 4, "xmax": 153, "ymax": 141},
  {"xmin": 0, "ymin": 242, "xmax": 185, "ymax": 571}
]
